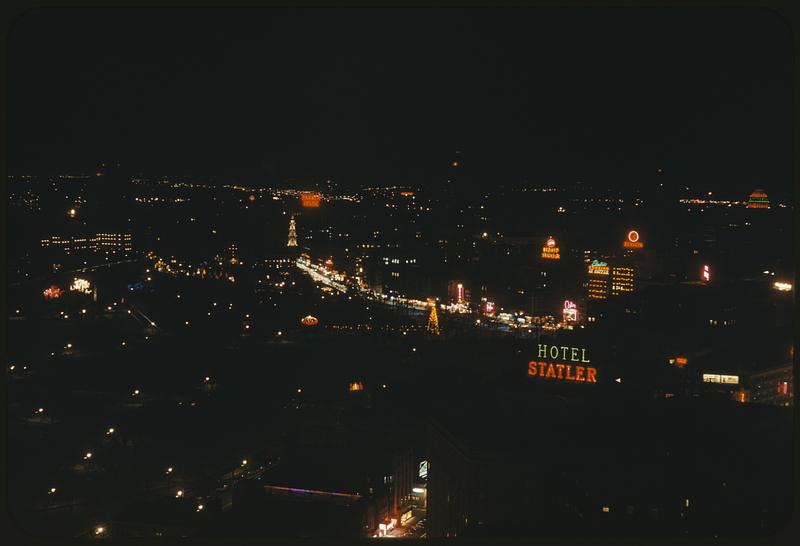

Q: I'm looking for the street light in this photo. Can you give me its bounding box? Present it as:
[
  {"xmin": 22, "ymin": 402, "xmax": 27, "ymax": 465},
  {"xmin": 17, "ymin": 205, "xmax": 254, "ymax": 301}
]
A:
[
  {"xmin": 241, "ymin": 459, "xmax": 248, "ymax": 466},
  {"xmin": 175, "ymin": 489, "xmax": 184, "ymax": 498},
  {"xmin": 49, "ymin": 487, "xmax": 57, "ymax": 494},
  {"xmin": 94, "ymin": 525, "xmax": 105, "ymax": 536},
  {"xmin": 106, "ymin": 427, "xmax": 115, "ymax": 435},
  {"xmin": 84, "ymin": 452, "xmax": 93, "ymax": 460}
]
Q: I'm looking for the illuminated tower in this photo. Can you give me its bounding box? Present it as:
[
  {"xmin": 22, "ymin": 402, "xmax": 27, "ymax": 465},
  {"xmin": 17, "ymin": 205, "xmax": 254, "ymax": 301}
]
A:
[
  {"xmin": 287, "ymin": 215, "xmax": 297, "ymax": 247},
  {"xmin": 426, "ymin": 305, "xmax": 441, "ymax": 336},
  {"xmin": 746, "ymin": 189, "xmax": 770, "ymax": 209}
]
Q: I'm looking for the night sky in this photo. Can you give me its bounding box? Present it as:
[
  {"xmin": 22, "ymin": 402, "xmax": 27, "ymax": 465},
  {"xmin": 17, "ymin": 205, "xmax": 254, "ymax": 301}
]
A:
[{"xmin": 8, "ymin": 8, "xmax": 793, "ymax": 191}]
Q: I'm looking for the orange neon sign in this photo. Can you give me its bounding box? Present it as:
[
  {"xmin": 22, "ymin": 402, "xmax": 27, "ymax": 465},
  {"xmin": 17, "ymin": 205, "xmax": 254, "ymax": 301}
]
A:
[
  {"xmin": 528, "ymin": 361, "xmax": 597, "ymax": 383},
  {"xmin": 300, "ymin": 192, "xmax": 322, "ymax": 208},
  {"xmin": 623, "ymin": 230, "xmax": 644, "ymax": 249}
]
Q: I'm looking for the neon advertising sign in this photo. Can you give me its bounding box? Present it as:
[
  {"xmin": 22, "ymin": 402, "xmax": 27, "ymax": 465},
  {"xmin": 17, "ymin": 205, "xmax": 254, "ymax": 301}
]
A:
[
  {"xmin": 541, "ymin": 236, "xmax": 560, "ymax": 260},
  {"xmin": 588, "ymin": 260, "xmax": 609, "ymax": 275},
  {"xmin": 528, "ymin": 344, "xmax": 598, "ymax": 383},
  {"xmin": 623, "ymin": 230, "xmax": 644, "ymax": 249},
  {"xmin": 563, "ymin": 300, "xmax": 577, "ymax": 323}
]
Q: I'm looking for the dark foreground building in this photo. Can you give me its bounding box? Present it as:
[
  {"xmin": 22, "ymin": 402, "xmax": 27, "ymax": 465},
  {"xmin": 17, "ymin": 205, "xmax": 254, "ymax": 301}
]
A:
[{"xmin": 427, "ymin": 386, "xmax": 793, "ymax": 539}]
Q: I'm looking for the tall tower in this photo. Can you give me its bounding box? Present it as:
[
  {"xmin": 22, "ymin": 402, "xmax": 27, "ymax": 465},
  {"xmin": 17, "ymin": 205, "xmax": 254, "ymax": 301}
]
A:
[
  {"xmin": 287, "ymin": 215, "xmax": 298, "ymax": 247},
  {"xmin": 426, "ymin": 304, "xmax": 441, "ymax": 336}
]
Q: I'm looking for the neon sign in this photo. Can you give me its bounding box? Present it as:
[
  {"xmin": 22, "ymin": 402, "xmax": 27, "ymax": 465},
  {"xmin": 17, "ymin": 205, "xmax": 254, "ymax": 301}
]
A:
[
  {"xmin": 623, "ymin": 230, "xmax": 644, "ymax": 249},
  {"xmin": 484, "ymin": 300, "xmax": 495, "ymax": 315},
  {"xmin": 541, "ymin": 236, "xmax": 560, "ymax": 259},
  {"xmin": 528, "ymin": 344, "xmax": 597, "ymax": 383},
  {"xmin": 588, "ymin": 260, "xmax": 609, "ymax": 275},
  {"xmin": 563, "ymin": 300, "xmax": 577, "ymax": 322},
  {"xmin": 702, "ymin": 265, "xmax": 710, "ymax": 283},
  {"xmin": 300, "ymin": 192, "xmax": 322, "ymax": 208},
  {"xmin": 419, "ymin": 460, "xmax": 428, "ymax": 479}
]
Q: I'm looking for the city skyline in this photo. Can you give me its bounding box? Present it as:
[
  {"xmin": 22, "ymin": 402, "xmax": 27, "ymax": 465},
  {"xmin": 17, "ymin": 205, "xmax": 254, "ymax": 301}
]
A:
[{"xmin": 5, "ymin": 7, "xmax": 795, "ymax": 542}]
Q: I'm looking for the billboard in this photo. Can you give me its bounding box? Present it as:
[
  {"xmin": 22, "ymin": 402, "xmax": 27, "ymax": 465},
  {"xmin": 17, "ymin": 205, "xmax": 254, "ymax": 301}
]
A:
[{"xmin": 702, "ymin": 373, "xmax": 739, "ymax": 385}]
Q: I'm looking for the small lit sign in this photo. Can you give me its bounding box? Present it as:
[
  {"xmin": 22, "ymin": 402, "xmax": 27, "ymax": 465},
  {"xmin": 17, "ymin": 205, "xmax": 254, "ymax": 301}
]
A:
[
  {"xmin": 528, "ymin": 344, "xmax": 597, "ymax": 383},
  {"xmin": 773, "ymin": 281, "xmax": 792, "ymax": 292},
  {"xmin": 541, "ymin": 236, "xmax": 560, "ymax": 259},
  {"xmin": 702, "ymin": 373, "xmax": 739, "ymax": 385},
  {"xmin": 300, "ymin": 192, "xmax": 322, "ymax": 208},
  {"xmin": 418, "ymin": 460, "xmax": 428, "ymax": 479},
  {"xmin": 70, "ymin": 278, "xmax": 92, "ymax": 294},
  {"xmin": 301, "ymin": 315, "xmax": 319, "ymax": 326},
  {"xmin": 563, "ymin": 300, "xmax": 577, "ymax": 323},
  {"xmin": 674, "ymin": 357, "xmax": 688, "ymax": 367},
  {"xmin": 702, "ymin": 265, "xmax": 710, "ymax": 283},
  {"xmin": 43, "ymin": 285, "xmax": 63, "ymax": 299},
  {"xmin": 484, "ymin": 301, "xmax": 495, "ymax": 315},
  {"xmin": 588, "ymin": 260, "xmax": 610, "ymax": 275},
  {"xmin": 623, "ymin": 230, "xmax": 644, "ymax": 249}
]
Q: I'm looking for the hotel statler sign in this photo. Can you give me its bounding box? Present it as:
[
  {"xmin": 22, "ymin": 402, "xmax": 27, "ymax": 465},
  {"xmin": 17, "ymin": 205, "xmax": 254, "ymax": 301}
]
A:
[{"xmin": 528, "ymin": 344, "xmax": 597, "ymax": 383}]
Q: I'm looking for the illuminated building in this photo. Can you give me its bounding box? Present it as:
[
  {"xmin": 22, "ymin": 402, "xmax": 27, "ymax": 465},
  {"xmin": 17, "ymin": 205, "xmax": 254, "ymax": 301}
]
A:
[
  {"xmin": 300, "ymin": 192, "xmax": 322, "ymax": 208},
  {"xmin": 287, "ymin": 215, "xmax": 298, "ymax": 247},
  {"xmin": 540, "ymin": 236, "xmax": 560, "ymax": 260},
  {"xmin": 610, "ymin": 266, "xmax": 634, "ymax": 296},
  {"xmin": 587, "ymin": 260, "xmax": 610, "ymax": 300},
  {"xmin": 587, "ymin": 261, "xmax": 634, "ymax": 299},
  {"xmin": 746, "ymin": 189, "xmax": 770, "ymax": 209},
  {"xmin": 300, "ymin": 315, "xmax": 319, "ymax": 326},
  {"xmin": 40, "ymin": 233, "xmax": 133, "ymax": 255},
  {"xmin": 448, "ymin": 281, "xmax": 468, "ymax": 304},
  {"xmin": 746, "ymin": 366, "xmax": 793, "ymax": 407}
]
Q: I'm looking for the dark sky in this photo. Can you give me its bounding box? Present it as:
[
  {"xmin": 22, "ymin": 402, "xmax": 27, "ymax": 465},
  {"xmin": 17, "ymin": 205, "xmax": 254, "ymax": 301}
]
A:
[{"xmin": 8, "ymin": 8, "xmax": 793, "ymax": 191}]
